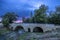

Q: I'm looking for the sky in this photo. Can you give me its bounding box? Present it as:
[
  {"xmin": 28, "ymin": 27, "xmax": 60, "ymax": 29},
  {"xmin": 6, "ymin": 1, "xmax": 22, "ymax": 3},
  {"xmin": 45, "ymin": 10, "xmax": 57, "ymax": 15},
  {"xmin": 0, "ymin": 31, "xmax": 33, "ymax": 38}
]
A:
[{"xmin": 0, "ymin": 0, "xmax": 60, "ymax": 18}]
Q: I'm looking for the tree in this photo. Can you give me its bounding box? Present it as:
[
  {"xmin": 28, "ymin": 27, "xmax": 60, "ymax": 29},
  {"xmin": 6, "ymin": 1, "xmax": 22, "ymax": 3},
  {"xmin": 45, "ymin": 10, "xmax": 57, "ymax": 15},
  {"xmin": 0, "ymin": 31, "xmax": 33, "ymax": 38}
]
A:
[
  {"xmin": 34, "ymin": 4, "xmax": 48, "ymax": 23},
  {"xmin": 29, "ymin": 12, "xmax": 33, "ymax": 23},
  {"xmin": 56, "ymin": 6, "xmax": 60, "ymax": 12},
  {"xmin": 2, "ymin": 12, "xmax": 18, "ymax": 29},
  {"xmin": 48, "ymin": 6, "xmax": 60, "ymax": 25},
  {"xmin": 2, "ymin": 18, "xmax": 9, "ymax": 28},
  {"xmin": 23, "ymin": 12, "xmax": 34, "ymax": 23}
]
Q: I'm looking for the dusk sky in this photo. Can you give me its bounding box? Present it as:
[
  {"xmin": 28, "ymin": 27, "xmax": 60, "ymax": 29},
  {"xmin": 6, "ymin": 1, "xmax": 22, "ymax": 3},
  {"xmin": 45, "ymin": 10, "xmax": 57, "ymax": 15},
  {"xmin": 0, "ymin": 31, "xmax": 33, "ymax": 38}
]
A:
[{"xmin": 0, "ymin": 0, "xmax": 60, "ymax": 18}]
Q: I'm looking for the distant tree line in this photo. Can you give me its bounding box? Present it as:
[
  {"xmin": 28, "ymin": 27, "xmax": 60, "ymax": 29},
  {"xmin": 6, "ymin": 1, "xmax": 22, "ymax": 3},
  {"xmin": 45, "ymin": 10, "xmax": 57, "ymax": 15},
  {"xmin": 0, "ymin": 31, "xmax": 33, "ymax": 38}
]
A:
[{"xmin": 23, "ymin": 4, "xmax": 60, "ymax": 25}]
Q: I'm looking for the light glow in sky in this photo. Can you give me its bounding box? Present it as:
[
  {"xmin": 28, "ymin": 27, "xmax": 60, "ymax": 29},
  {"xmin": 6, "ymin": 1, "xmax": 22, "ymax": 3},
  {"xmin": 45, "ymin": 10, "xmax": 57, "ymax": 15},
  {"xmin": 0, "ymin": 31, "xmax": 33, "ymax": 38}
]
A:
[{"xmin": 0, "ymin": 0, "xmax": 60, "ymax": 17}]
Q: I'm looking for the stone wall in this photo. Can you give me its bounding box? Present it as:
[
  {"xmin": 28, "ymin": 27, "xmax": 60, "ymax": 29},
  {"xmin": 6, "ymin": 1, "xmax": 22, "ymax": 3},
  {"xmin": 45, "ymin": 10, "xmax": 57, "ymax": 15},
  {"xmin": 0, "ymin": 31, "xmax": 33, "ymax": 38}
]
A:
[{"xmin": 0, "ymin": 23, "xmax": 60, "ymax": 32}]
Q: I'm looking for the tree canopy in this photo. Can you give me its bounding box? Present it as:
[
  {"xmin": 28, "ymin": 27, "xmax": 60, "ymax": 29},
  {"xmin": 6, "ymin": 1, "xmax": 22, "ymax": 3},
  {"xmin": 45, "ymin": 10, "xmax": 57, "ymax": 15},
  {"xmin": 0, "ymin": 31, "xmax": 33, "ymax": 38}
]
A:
[
  {"xmin": 23, "ymin": 5, "xmax": 60, "ymax": 25},
  {"xmin": 34, "ymin": 5, "xmax": 48, "ymax": 23},
  {"xmin": 2, "ymin": 12, "xmax": 18, "ymax": 29},
  {"xmin": 48, "ymin": 6, "xmax": 60, "ymax": 24}
]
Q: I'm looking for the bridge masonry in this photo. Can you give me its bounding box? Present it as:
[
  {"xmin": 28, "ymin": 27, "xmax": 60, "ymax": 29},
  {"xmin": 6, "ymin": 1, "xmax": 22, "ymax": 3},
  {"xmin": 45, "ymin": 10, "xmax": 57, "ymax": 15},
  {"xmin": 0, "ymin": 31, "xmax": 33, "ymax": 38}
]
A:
[
  {"xmin": 9, "ymin": 23, "xmax": 60, "ymax": 32},
  {"xmin": 0, "ymin": 23, "xmax": 60, "ymax": 32}
]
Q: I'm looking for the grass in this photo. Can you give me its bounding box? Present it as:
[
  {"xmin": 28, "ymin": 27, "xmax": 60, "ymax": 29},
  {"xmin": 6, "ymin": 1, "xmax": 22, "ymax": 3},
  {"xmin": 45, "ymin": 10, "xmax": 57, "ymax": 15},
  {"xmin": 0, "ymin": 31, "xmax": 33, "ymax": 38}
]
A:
[
  {"xmin": 18, "ymin": 32, "xmax": 30, "ymax": 40},
  {"xmin": 18, "ymin": 32, "xmax": 44, "ymax": 40},
  {"xmin": 0, "ymin": 27, "xmax": 10, "ymax": 35},
  {"xmin": 34, "ymin": 32, "xmax": 43, "ymax": 34},
  {"xmin": 30, "ymin": 38, "xmax": 37, "ymax": 40}
]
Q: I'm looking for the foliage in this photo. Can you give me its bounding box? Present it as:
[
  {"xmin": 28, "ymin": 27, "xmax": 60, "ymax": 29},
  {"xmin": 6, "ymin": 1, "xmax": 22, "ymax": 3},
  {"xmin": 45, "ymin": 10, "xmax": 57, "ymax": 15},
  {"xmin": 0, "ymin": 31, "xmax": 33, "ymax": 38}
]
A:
[
  {"xmin": 2, "ymin": 12, "xmax": 18, "ymax": 23},
  {"xmin": 33, "ymin": 4, "xmax": 48, "ymax": 23},
  {"xmin": 0, "ymin": 28, "xmax": 10, "ymax": 35},
  {"xmin": 23, "ymin": 5, "xmax": 60, "ymax": 25},
  {"xmin": 23, "ymin": 12, "xmax": 33, "ymax": 23},
  {"xmin": 23, "ymin": 4, "xmax": 48, "ymax": 23},
  {"xmin": 2, "ymin": 18, "xmax": 9, "ymax": 28},
  {"xmin": 2, "ymin": 12, "xmax": 18, "ymax": 29},
  {"xmin": 48, "ymin": 6, "xmax": 60, "ymax": 25},
  {"xmin": 18, "ymin": 32, "xmax": 29, "ymax": 40}
]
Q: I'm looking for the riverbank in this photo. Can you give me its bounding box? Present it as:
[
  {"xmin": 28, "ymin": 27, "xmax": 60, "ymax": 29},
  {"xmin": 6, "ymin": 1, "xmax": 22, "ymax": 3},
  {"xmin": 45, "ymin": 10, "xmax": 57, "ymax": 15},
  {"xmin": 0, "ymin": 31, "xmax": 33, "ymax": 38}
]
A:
[
  {"xmin": 0, "ymin": 27, "xmax": 10, "ymax": 35},
  {"xmin": 18, "ymin": 28, "xmax": 60, "ymax": 40},
  {"xmin": 0, "ymin": 27, "xmax": 60, "ymax": 40}
]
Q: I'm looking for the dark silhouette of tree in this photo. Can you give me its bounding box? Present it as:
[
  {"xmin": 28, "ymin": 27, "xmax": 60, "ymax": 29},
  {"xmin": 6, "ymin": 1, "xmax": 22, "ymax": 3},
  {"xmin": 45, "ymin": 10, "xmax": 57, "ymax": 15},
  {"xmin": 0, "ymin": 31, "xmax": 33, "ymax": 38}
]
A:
[
  {"xmin": 23, "ymin": 4, "xmax": 48, "ymax": 23},
  {"xmin": 34, "ymin": 4, "xmax": 48, "ymax": 23},
  {"xmin": 2, "ymin": 12, "xmax": 18, "ymax": 29},
  {"xmin": 48, "ymin": 6, "xmax": 60, "ymax": 25}
]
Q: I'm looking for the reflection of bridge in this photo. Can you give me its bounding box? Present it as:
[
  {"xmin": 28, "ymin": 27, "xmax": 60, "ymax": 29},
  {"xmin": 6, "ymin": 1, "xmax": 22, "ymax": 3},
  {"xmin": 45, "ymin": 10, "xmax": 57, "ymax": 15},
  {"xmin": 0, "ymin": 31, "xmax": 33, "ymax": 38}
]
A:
[{"xmin": 9, "ymin": 23, "xmax": 60, "ymax": 32}]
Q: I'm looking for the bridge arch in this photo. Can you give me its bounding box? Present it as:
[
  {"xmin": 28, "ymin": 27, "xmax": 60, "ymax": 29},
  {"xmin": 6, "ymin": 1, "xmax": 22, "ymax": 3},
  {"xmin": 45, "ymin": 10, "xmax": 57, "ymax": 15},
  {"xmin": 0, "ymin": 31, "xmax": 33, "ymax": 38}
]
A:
[
  {"xmin": 14, "ymin": 25, "xmax": 24, "ymax": 31},
  {"xmin": 33, "ymin": 27, "xmax": 43, "ymax": 32}
]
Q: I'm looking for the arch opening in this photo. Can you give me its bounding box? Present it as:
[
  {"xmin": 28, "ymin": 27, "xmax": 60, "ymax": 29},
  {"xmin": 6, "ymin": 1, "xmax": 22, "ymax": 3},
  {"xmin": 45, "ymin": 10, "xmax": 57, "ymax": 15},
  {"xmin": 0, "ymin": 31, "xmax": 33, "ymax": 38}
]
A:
[
  {"xmin": 33, "ymin": 27, "xmax": 43, "ymax": 33},
  {"xmin": 28, "ymin": 28, "xmax": 30, "ymax": 32},
  {"xmin": 14, "ymin": 26, "xmax": 24, "ymax": 31}
]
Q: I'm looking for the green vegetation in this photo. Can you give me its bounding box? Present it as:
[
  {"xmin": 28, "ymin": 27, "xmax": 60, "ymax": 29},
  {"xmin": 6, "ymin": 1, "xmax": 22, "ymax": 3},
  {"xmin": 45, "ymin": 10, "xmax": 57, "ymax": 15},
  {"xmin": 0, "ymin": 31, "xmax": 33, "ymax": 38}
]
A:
[
  {"xmin": 34, "ymin": 5, "xmax": 48, "ymax": 23},
  {"xmin": 30, "ymin": 38, "xmax": 37, "ymax": 40},
  {"xmin": 6, "ymin": 37, "xmax": 14, "ymax": 40},
  {"xmin": 0, "ymin": 28, "xmax": 10, "ymax": 35},
  {"xmin": 23, "ymin": 4, "xmax": 48, "ymax": 23},
  {"xmin": 18, "ymin": 32, "xmax": 44, "ymax": 40},
  {"xmin": 22, "ymin": 4, "xmax": 60, "ymax": 25},
  {"xmin": 2, "ymin": 12, "xmax": 18, "ymax": 30},
  {"xmin": 18, "ymin": 32, "xmax": 29, "ymax": 40},
  {"xmin": 48, "ymin": 6, "xmax": 60, "ymax": 24}
]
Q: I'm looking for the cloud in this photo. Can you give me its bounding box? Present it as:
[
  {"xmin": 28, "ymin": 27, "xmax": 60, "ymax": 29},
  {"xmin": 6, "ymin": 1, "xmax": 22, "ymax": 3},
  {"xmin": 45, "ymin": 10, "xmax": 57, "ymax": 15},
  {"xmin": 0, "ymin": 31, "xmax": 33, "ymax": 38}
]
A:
[
  {"xmin": 0, "ymin": 0, "xmax": 43, "ymax": 17},
  {"xmin": 0, "ymin": 0, "xmax": 43, "ymax": 10},
  {"xmin": 1, "ymin": 0, "xmax": 60, "ymax": 17}
]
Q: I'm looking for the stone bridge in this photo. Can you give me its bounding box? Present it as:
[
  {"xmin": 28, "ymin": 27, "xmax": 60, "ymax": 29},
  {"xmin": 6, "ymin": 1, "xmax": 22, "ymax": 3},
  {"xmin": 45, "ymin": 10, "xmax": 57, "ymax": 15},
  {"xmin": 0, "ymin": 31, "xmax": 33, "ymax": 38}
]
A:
[{"xmin": 9, "ymin": 23, "xmax": 59, "ymax": 32}]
